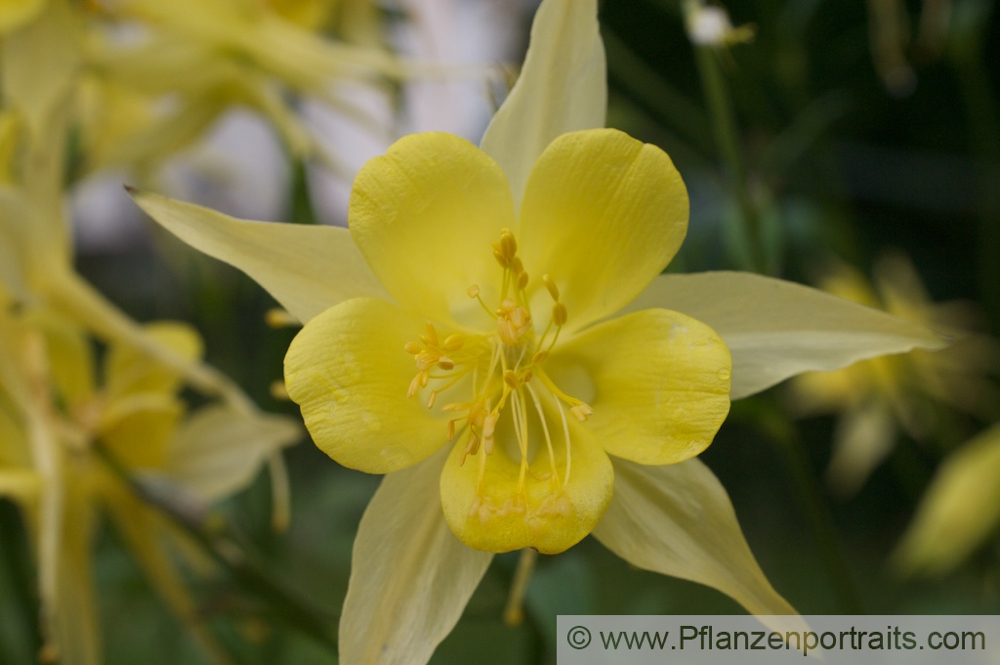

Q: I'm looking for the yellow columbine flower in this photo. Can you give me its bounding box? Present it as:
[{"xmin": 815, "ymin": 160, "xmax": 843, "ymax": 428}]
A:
[
  {"xmin": 129, "ymin": 0, "xmax": 944, "ymax": 661},
  {"xmin": 284, "ymin": 127, "xmax": 732, "ymax": 554},
  {"xmin": 0, "ymin": 306, "xmax": 299, "ymax": 664},
  {"xmin": 788, "ymin": 254, "xmax": 1000, "ymax": 494}
]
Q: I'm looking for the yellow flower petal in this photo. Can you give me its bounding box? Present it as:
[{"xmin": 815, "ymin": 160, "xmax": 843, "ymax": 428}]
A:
[
  {"xmin": 518, "ymin": 129, "xmax": 688, "ymax": 331},
  {"xmin": 99, "ymin": 394, "xmax": 182, "ymax": 471},
  {"xmin": 479, "ymin": 0, "xmax": 605, "ymax": 208},
  {"xmin": 131, "ymin": 189, "xmax": 388, "ymax": 323},
  {"xmin": 105, "ymin": 322, "xmax": 203, "ymax": 399},
  {"xmin": 625, "ymin": 272, "xmax": 946, "ymax": 398},
  {"xmin": 893, "ymin": 423, "xmax": 1000, "ymax": 576},
  {"xmin": 439, "ymin": 413, "xmax": 613, "ymax": 555},
  {"xmin": 340, "ymin": 449, "xmax": 493, "ymax": 665},
  {"xmin": 0, "ymin": 468, "xmax": 39, "ymax": 501},
  {"xmin": 349, "ymin": 132, "xmax": 514, "ymax": 327},
  {"xmin": 593, "ymin": 458, "xmax": 804, "ymax": 632},
  {"xmin": 284, "ymin": 298, "xmax": 451, "ymax": 473},
  {"xmin": 31, "ymin": 312, "xmax": 95, "ymax": 405},
  {"xmin": 550, "ymin": 308, "xmax": 730, "ymax": 465},
  {"xmin": 160, "ymin": 405, "xmax": 300, "ymax": 501}
]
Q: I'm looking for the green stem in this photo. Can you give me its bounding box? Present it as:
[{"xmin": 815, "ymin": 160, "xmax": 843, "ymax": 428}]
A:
[
  {"xmin": 95, "ymin": 445, "xmax": 337, "ymax": 652},
  {"xmin": 693, "ymin": 45, "xmax": 765, "ymax": 272}
]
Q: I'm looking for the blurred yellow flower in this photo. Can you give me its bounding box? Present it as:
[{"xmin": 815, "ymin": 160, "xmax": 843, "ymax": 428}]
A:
[
  {"xmin": 894, "ymin": 425, "xmax": 1000, "ymax": 575},
  {"xmin": 788, "ymin": 253, "xmax": 1000, "ymax": 495},
  {"xmin": 0, "ymin": 307, "xmax": 299, "ymax": 664},
  {"xmin": 130, "ymin": 0, "xmax": 944, "ymax": 661},
  {"xmin": 893, "ymin": 421, "xmax": 1000, "ymax": 576}
]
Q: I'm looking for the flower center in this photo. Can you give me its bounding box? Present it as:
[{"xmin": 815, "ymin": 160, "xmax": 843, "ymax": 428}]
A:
[{"xmin": 403, "ymin": 229, "xmax": 593, "ymax": 510}]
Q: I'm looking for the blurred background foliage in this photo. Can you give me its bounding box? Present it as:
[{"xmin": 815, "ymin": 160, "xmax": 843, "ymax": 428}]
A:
[{"xmin": 3, "ymin": 0, "xmax": 1000, "ymax": 663}]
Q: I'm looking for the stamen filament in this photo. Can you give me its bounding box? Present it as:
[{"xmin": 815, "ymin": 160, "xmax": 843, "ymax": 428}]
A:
[
  {"xmin": 554, "ymin": 395, "xmax": 572, "ymax": 485},
  {"xmin": 525, "ymin": 382, "xmax": 560, "ymax": 487}
]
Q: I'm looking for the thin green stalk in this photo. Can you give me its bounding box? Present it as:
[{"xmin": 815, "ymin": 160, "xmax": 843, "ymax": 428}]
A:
[
  {"xmin": 693, "ymin": 45, "xmax": 765, "ymax": 272},
  {"xmin": 94, "ymin": 445, "xmax": 337, "ymax": 653}
]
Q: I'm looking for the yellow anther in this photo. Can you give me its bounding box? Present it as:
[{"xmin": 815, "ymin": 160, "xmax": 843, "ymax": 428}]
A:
[
  {"xmin": 493, "ymin": 247, "xmax": 508, "ymax": 268},
  {"xmin": 404, "ymin": 341, "xmax": 422, "ymax": 354},
  {"xmin": 532, "ymin": 350, "xmax": 549, "ymax": 364},
  {"xmin": 437, "ymin": 357, "xmax": 455, "ymax": 371},
  {"xmin": 419, "ymin": 373, "xmax": 429, "ymax": 388},
  {"xmin": 427, "ymin": 391, "xmax": 438, "ymax": 409},
  {"xmin": 504, "ymin": 370, "xmax": 519, "ymax": 388},
  {"xmin": 264, "ymin": 308, "xmax": 298, "ymax": 328},
  {"xmin": 510, "ymin": 256, "xmax": 523, "ymax": 276},
  {"xmin": 571, "ymin": 403, "xmax": 593, "ymax": 422},
  {"xmin": 407, "ymin": 374, "xmax": 422, "ymax": 398},
  {"xmin": 542, "ymin": 274, "xmax": 560, "ymax": 301},
  {"xmin": 442, "ymin": 334, "xmax": 465, "ymax": 351},
  {"xmin": 448, "ymin": 419, "xmax": 457, "ymax": 440},
  {"xmin": 552, "ymin": 302, "xmax": 567, "ymax": 327},
  {"xmin": 522, "ymin": 370, "xmax": 532, "ymax": 383},
  {"xmin": 269, "ymin": 380, "xmax": 290, "ymax": 400},
  {"xmin": 517, "ymin": 271, "xmax": 529, "ymax": 291},
  {"xmin": 421, "ymin": 322, "xmax": 439, "ymax": 346},
  {"xmin": 467, "ymin": 284, "xmax": 481, "ymax": 298},
  {"xmin": 500, "ymin": 228, "xmax": 517, "ymax": 260}
]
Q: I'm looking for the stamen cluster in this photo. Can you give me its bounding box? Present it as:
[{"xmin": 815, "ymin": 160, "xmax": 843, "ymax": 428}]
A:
[{"xmin": 403, "ymin": 229, "xmax": 595, "ymax": 515}]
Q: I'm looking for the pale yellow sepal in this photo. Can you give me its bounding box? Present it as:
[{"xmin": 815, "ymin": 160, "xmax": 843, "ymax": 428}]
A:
[
  {"xmin": 160, "ymin": 404, "xmax": 300, "ymax": 502},
  {"xmin": 284, "ymin": 298, "xmax": 451, "ymax": 473},
  {"xmin": 440, "ymin": 419, "xmax": 613, "ymax": 555},
  {"xmin": 349, "ymin": 132, "xmax": 513, "ymax": 327},
  {"xmin": 340, "ymin": 448, "xmax": 493, "ymax": 665},
  {"xmin": 551, "ymin": 308, "xmax": 730, "ymax": 465},
  {"xmin": 623, "ymin": 271, "xmax": 946, "ymax": 399},
  {"xmin": 130, "ymin": 189, "xmax": 388, "ymax": 323},
  {"xmin": 480, "ymin": 0, "xmax": 605, "ymax": 209},
  {"xmin": 593, "ymin": 458, "xmax": 804, "ymax": 633},
  {"xmin": 518, "ymin": 129, "xmax": 688, "ymax": 332},
  {"xmin": 893, "ymin": 422, "xmax": 1000, "ymax": 576},
  {"xmin": 824, "ymin": 401, "xmax": 896, "ymax": 496}
]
